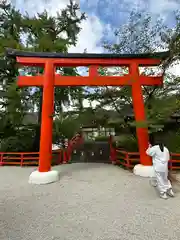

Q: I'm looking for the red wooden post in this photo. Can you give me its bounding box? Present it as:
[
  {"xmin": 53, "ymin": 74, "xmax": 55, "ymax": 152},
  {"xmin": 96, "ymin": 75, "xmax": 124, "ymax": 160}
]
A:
[
  {"xmin": 63, "ymin": 151, "xmax": 67, "ymax": 164},
  {"xmin": 125, "ymin": 152, "xmax": 130, "ymax": 168},
  {"xmin": 58, "ymin": 150, "xmax": 62, "ymax": 164},
  {"xmin": 20, "ymin": 153, "xmax": 24, "ymax": 167},
  {"xmin": 38, "ymin": 60, "xmax": 54, "ymax": 172},
  {"xmin": 0, "ymin": 153, "xmax": 3, "ymax": 166},
  {"xmin": 130, "ymin": 63, "xmax": 151, "ymax": 166}
]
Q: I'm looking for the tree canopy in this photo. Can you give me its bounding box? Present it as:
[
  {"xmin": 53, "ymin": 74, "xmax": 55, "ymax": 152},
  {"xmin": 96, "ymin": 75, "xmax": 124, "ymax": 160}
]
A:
[
  {"xmin": 84, "ymin": 10, "xmax": 180, "ymax": 151},
  {"xmin": 0, "ymin": 0, "xmax": 86, "ymax": 151}
]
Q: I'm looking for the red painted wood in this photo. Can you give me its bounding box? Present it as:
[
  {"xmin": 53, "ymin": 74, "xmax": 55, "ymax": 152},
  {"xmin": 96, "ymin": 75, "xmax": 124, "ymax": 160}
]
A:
[
  {"xmin": 89, "ymin": 65, "xmax": 98, "ymax": 76},
  {"xmin": 38, "ymin": 61, "xmax": 54, "ymax": 172},
  {"xmin": 15, "ymin": 55, "xmax": 165, "ymax": 171},
  {"xmin": 130, "ymin": 62, "xmax": 152, "ymax": 166},
  {"xmin": 18, "ymin": 75, "xmax": 43, "ymax": 86},
  {"xmin": 17, "ymin": 56, "xmax": 162, "ymax": 67},
  {"xmin": 17, "ymin": 75, "xmax": 163, "ymax": 87}
]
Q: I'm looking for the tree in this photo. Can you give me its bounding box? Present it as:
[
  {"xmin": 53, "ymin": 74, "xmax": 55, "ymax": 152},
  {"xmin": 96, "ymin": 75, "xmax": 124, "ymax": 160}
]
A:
[
  {"xmin": 160, "ymin": 11, "xmax": 180, "ymax": 70},
  {"xmin": 85, "ymin": 10, "xmax": 180, "ymax": 150},
  {"xmin": 0, "ymin": 1, "xmax": 33, "ymax": 148},
  {"xmin": 21, "ymin": 1, "xmax": 86, "ymax": 150},
  {"xmin": 53, "ymin": 116, "xmax": 80, "ymax": 144},
  {"xmin": 0, "ymin": 0, "xmax": 86, "ymax": 151},
  {"xmin": 22, "ymin": 0, "xmax": 86, "ymax": 112}
]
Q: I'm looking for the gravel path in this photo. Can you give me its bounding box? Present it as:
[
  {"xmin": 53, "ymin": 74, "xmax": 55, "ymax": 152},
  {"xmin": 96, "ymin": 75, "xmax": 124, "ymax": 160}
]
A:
[{"xmin": 0, "ymin": 163, "xmax": 180, "ymax": 240}]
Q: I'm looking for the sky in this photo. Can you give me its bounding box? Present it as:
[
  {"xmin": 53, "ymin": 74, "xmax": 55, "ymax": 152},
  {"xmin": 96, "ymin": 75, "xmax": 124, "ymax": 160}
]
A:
[
  {"xmin": 12, "ymin": 0, "xmax": 180, "ymax": 54},
  {"xmin": 11, "ymin": 0, "xmax": 180, "ymax": 109}
]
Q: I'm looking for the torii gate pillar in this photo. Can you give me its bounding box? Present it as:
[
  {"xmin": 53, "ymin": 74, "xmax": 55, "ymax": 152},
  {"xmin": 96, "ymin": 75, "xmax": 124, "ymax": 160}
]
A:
[
  {"xmin": 130, "ymin": 63, "xmax": 155, "ymax": 177},
  {"xmin": 28, "ymin": 61, "xmax": 59, "ymax": 184},
  {"xmin": 6, "ymin": 48, "xmax": 168, "ymax": 184}
]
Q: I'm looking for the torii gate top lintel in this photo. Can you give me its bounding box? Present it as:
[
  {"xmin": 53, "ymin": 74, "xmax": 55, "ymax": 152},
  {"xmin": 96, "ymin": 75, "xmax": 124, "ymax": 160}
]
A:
[
  {"xmin": 6, "ymin": 48, "xmax": 169, "ymax": 87},
  {"xmin": 6, "ymin": 48, "xmax": 169, "ymax": 66},
  {"xmin": 6, "ymin": 48, "xmax": 169, "ymax": 59}
]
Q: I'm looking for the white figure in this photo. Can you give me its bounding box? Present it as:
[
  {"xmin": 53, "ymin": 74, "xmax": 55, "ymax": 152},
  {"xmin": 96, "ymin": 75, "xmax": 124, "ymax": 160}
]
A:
[{"xmin": 146, "ymin": 141, "xmax": 174, "ymax": 200}]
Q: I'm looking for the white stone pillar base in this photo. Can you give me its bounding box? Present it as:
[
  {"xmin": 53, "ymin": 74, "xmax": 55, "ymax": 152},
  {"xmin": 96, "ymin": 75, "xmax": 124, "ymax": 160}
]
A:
[
  {"xmin": 28, "ymin": 170, "xmax": 59, "ymax": 184},
  {"xmin": 133, "ymin": 164, "xmax": 155, "ymax": 178}
]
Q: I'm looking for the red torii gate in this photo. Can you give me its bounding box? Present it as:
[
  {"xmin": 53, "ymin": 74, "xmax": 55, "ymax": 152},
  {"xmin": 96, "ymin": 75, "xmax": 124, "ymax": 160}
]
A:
[{"xmin": 7, "ymin": 49, "xmax": 169, "ymax": 184}]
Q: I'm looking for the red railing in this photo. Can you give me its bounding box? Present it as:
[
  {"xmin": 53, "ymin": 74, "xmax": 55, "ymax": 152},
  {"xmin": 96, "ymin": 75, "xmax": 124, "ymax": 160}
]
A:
[
  {"xmin": 63, "ymin": 134, "xmax": 84, "ymax": 164},
  {"xmin": 109, "ymin": 135, "xmax": 180, "ymax": 170},
  {"xmin": 0, "ymin": 149, "xmax": 62, "ymax": 166},
  {"xmin": 169, "ymin": 153, "xmax": 180, "ymax": 170},
  {"xmin": 0, "ymin": 134, "xmax": 84, "ymax": 167}
]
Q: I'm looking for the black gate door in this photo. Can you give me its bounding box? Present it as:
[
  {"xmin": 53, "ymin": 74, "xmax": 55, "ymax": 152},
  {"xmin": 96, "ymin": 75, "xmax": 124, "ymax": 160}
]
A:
[{"xmin": 70, "ymin": 141, "xmax": 111, "ymax": 164}]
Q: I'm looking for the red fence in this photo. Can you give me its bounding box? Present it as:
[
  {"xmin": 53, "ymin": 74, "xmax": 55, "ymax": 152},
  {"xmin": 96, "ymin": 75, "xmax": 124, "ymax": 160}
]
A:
[
  {"xmin": 0, "ymin": 134, "xmax": 83, "ymax": 167},
  {"xmin": 109, "ymin": 135, "xmax": 180, "ymax": 170},
  {"xmin": 2, "ymin": 134, "xmax": 179, "ymax": 169},
  {"xmin": 62, "ymin": 134, "xmax": 84, "ymax": 164},
  {"xmin": 0, "ymin": 150, "xmax": 62, "ymax": 166}
]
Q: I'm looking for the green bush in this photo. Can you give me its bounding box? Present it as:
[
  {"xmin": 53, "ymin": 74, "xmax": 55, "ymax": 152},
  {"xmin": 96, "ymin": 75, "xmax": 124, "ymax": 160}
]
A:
[
  {"xmin": 113, "ymin": 134, "xmax": 138, "ymax": 152},
  {"xmin": 53, "ymin": 117, "xmax": 80, "ymax": 144},
  {"xmin": 162, "ymin": 130, "xmax": 180, "ymax": 153},
  {"xmin": 0, "ymin": 126, "xmax": 36, "ymax": 152},
  {"xmin": 113, "ymin": 131, "xmax": 180, "ymax": 153}
]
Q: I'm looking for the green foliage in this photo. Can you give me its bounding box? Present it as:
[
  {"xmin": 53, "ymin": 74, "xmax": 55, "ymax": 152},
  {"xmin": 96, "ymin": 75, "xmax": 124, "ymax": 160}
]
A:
[
  {"xmin": 164, "ymin": 130, "xmax": 180, "ymax": 153},
  {"xmin": 0, "ymin": 126, "xmax": 36, "ymax": 152},
  {"xmin": 0, "ymin": 1, "xmax": 31, "ymax": 146},
  {"xmin": 114, "ymin": 135, "xmax": 139, "ymax": 152},
  {"xmin": 23, "ymin": 0, "xmax": 86, "ymax": 113},
  {"xmin": 21, "ymin": 1, "xmax": 86, "ymax": 150},
  {"xmin": 104, "ymin": 11, "xmax": 166, "ymax": 54},
  {"xmin": 53, "ymin": 116, "xmax": 80, "ymax": 143},
  {"xmin": 0, "ymin": 0, "xmax": 86, "ymax": 152},
  {"xmin": 85, "ymin": 9, "xmax": 180, "ymax": 153},
  {"xmin": 160, "ymin": 11, "xmax": 180, "ymax": 69}
]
